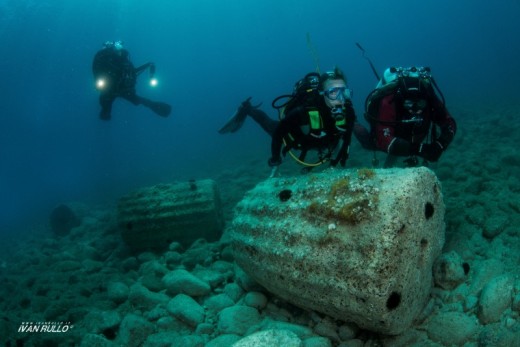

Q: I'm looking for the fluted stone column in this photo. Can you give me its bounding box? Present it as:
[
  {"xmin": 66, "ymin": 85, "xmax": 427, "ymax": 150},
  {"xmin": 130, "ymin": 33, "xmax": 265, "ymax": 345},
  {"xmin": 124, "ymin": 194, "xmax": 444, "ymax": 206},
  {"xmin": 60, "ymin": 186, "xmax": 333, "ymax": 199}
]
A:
[
  {"xmin": 230, "ymin": 167, "xmax": 445, "ymax": 335},
  {"xmin": 118, "ymin": 179, "xmax": 224, "ymax": 250}
]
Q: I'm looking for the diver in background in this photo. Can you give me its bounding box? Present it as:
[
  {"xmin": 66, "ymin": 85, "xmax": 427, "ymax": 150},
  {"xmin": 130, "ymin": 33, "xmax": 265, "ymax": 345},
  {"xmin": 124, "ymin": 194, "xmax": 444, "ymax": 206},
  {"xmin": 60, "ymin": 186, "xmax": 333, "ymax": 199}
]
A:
[{"xmin": 92, "ymin": 40, "xmax": 172, "ymax": 120}]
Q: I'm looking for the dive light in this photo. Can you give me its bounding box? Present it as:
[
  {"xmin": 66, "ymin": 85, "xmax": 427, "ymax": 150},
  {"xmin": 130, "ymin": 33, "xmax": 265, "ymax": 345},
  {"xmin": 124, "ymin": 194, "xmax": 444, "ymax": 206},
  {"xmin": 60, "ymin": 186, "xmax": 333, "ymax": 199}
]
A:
[
  {"xmin": 96, "ymin": 78, "xmax": 106, "ymax": 90},
  {"xmin": 149, "ymin": 63, "xmax": 157, "ymax": 87}
]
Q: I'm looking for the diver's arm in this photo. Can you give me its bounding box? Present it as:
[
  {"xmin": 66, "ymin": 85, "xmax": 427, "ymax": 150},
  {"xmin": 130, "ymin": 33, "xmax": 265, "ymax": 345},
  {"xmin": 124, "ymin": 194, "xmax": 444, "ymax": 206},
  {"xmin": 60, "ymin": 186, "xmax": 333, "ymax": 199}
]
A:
[
  {"xmin": 433, "ymin": 99, "xmax": 457, "ymax": 149},
  {"xmin": 270, "ymin": 108, "xmax": 302, "ymax": 163},
  {"xmin": 387, "ymin": 138, "xmax": 417, "ymax": 156},
  {"xmin": 135, "ymin": 62, "xmax": 155, "ymax": 75},
  {"xmin": 92, "ymin": 49, "xmax": 115, "ymax": 76},
  {"xmin": 271, "ymin": 121, "xmax": 290, "ymax": 162}
]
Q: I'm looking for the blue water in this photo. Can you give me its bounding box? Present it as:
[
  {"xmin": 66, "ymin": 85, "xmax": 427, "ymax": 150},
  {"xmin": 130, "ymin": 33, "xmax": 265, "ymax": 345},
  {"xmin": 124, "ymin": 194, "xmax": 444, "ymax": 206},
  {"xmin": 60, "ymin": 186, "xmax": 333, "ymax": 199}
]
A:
[{"xmin": 1, "ymin": 0, "xmax": 519, "ymax": 233}]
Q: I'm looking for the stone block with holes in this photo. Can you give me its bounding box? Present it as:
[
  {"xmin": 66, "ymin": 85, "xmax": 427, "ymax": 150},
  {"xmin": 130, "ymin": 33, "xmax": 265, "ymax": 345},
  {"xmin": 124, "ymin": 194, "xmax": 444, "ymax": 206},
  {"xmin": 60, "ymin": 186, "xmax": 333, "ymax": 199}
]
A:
[
  {"xmin": 229, "ymin": 167, "xmax": 445, "ymax": 335},
  {"xmin": 118, "ymin": 179, "xmax": 224, "ymax": 250}
]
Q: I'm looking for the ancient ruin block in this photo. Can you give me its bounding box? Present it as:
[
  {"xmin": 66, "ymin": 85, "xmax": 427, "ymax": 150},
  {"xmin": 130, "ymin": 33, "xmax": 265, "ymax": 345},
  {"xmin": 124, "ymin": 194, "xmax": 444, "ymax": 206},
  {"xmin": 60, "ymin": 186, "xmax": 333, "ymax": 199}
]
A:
[
  {"xmin": 49, "ymin": 204, "xmax": 81, "ymax": 236},
  {"xmin": 118, "ymin": 179, "xmax": 224, "ymax": 250},
  {"xmin": 230, "ymin": 167, "xmax": 445, "ymax": 335}
]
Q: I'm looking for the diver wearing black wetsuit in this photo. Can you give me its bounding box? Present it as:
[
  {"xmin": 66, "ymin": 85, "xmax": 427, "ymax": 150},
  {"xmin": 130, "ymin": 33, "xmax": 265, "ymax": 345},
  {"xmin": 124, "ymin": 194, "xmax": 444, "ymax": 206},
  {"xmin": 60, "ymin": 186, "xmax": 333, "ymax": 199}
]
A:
[
  {"xmin": 219, "ymin": 67, "xmax": 356, "ymax": 168},
  {"xmin": 92, "ymin": 41, "xmax": 171, "ymax": 120}
]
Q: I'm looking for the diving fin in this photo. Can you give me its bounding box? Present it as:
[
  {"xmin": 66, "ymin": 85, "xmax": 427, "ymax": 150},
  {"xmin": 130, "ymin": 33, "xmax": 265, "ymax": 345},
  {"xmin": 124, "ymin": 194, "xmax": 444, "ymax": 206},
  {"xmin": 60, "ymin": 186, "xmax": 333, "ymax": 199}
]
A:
[
  {"xmin": 148, "ymin": 101, "xmax": 172, "ymax": 117},
  {"xmin": 218, "ymin": 97, "xmax": 253, "ymax": 134},
  {"xmin": 139, "ymin": 97, "xmax": 171, "ymax": 117}
]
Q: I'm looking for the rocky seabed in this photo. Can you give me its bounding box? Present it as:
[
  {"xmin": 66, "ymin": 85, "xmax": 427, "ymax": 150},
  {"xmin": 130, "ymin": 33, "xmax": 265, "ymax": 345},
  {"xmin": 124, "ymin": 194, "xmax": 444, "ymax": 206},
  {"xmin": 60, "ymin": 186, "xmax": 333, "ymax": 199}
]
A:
[{"xmin": 0, "ymin": 203, "xmax": 519, "ymax": 347}]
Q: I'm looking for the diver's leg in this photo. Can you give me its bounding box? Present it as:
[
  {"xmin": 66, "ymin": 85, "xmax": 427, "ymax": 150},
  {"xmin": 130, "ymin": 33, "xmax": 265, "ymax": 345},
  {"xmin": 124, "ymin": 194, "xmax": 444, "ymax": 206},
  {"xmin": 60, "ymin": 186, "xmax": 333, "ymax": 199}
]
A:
[
  {"xmin": 248, "ymin": 108, "xmax": 279, "ymax": 136},
  {"xmin": 218, "ymin": 97, "xmax": 254, "ymax": 134},
  {"xmin": 123, "ymin": 93, "xmax": 171, "ymax": 117},
  {"xmin": 219, "ymin": 97, "xmax": 277, "ymax": 135},
  {"xmin": 122, "ymin": 91, "xmax": 142, "ymax": 105},
  {"xmin": 99, "ymin": 94, "xmax": 114, "ymax": 120}
]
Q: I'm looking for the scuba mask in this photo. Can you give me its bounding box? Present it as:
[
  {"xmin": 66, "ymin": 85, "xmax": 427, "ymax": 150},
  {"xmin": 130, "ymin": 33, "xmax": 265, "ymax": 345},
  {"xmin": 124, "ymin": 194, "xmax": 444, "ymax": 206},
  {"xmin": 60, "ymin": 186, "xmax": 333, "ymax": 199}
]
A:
[
  {"xmin": 321, "ymin": 86, "xmax": 351, "ymax": 101},
  {"xmin": 114, "ymin": 41, "xmax": 124, "ymax": 50},
  {"xmin": 103, "ymin": 40, "xmax": 124, "ymax": 52},
  {"xmin": 402, "ymin": 99, "xmax": 427, "ymax": 124},
  {"xmin": 403, "ymin": 98, "xmax": 427, "ymax": 114}
]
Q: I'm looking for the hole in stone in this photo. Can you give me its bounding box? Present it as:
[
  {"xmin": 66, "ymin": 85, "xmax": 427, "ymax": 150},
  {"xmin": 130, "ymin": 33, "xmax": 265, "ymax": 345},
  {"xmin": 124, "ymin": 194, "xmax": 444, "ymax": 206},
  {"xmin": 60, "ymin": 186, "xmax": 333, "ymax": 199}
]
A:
[
  {"xmin": 126, "ymin": 222, "xmax": 133, "ymax": 230},
  {"xmin": 420, "ymin": 238, "xmax": 428, "ymax": 249},
  {"xmin": 386, "ymin": 292, "xmax": 401, "ymax": 310},
  {"xmin": 279, "ymin": 189, "xmax": 292, "ymax": 202},
  {"xmin": 462, "ymin": 262, "xmax": 470, "ymax": 275},
  {"xmin": 424, "ymin": 202, "xmax": 434, "ymax": 219},
  {"xmin": 102, "ymin": 327, "xmax": 117, "ymax": 340},
  {"xmin": 19, "ymin": 298, "xmax": 31, "ymax": 309}
]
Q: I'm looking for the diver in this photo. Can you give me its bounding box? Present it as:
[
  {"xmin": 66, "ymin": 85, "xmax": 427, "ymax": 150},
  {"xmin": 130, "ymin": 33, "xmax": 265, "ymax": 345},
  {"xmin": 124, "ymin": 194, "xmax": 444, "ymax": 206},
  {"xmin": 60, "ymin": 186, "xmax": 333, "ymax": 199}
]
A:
[
  {"xmin": 219, "ymin": 66, "xmax": 356, "ymax": 169},
  {"xmin": 92, "ymin": 40, "xmax": 172, "ymax": 120},
  {"xmin": 353, "ymin": 66, "xmax": 457, "ymax": 168}
]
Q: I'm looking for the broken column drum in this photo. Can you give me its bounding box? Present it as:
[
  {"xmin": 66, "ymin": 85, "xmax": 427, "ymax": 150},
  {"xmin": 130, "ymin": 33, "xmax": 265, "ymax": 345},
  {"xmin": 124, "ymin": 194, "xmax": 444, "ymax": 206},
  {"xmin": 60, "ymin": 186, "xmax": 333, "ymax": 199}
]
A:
[
  {"xmin": 118, "ymin": 179, "xmax": 224, "ymax": 250},
  {"xmin": 230, "ymin": 167, "xmax": 445, "ymax": 335}
]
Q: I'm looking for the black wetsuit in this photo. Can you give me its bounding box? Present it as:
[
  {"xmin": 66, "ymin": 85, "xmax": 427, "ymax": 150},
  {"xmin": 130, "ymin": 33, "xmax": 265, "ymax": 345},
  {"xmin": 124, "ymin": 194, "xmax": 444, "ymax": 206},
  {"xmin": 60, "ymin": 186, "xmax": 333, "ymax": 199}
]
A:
[
  {"xmin": 248, "ymin": 98, "xmax": 356, "ymax": 167},
  {"xmin": 354, "ymin": 93, "xmax": 456, "ymax": 167},
  {"xmin": 92, "ymin": 47, "xmax": 170, "ymax": 120}
]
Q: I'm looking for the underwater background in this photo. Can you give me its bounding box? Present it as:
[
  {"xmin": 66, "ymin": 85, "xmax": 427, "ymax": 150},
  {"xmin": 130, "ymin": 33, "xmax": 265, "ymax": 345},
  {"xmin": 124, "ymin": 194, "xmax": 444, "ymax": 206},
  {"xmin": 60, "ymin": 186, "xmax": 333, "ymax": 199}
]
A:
[
  {"xmin": 1, "ymin": 0, "xmax": 519, "ymax": 235},
  {"xmin": 1, "ymin": 0, "xmax": 520, "ymax": 345}
]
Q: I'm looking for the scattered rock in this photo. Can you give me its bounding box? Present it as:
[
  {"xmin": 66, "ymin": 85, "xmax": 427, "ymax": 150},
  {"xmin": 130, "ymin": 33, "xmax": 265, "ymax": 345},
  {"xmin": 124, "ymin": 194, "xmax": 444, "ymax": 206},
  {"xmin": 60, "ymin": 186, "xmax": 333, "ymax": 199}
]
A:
[
  {"xmin": 478, "ymin": 274, "xmax": 514, "ymax": 324},
  {"xmin": 313, "ymin": 318, "xmax": 339, "ymax": 342},
  {"xmin": 162, "ymin": 269, "xmax": 211, "ymax": 297},
  {"xmin": 168, "ymin": 335, "xmax": 206, "ymax": 347},
  {"xmin": 232, "ymin": 329, "xmax": 302, "ymax": 347},
  {"xmin": 464, "ymin": 295, "xmax": 479, "ymax": 313},
  {"xmin": 244, "ymin": 292, "xmax": 268, "ymax": 310},
  {"xmin": 54, "ymin": 260, "xmax": 82, "ymax": 272},
  {"xmin": 128, "ymin": 283, "xmax": 169, "ymax": 310},
  {"xmin": 195, "ymin": 322, "xmax": 214, "ymax": 335},
  {"xmin": 303, "ymin": 336, "xmax": 332, "ymax": 347},
  {"xmin": 257, "ymin": 319, "xmax": 314, "ymax": 340},
  {"xmin": 204, "ymin": 294, "xmax": 235, "ymax": 315},
  {"xmin": 513, "ymin": 293, "xmax": 520, "ymax": 313},
  {"xmin": 433, "ymin": 251, "xmax": 469, "ymax": 290},
  {"xmin": 426, "ymin": 311, "xmax": 479, "ymax": 345},
  {"xmin": 337, "ymin": 323, "xmax": 358, "ymax": 341},
  {"xmin": 483, "ymin": 213, "xmax": 509, "ymax": 239},
  {"xmin": 84, "ymin": 310, "xmax": 122, "ymax": 334},
  {"xmin": 206, "ymin": 334, "xmax": 242, "ymax": 347},
  {"xmin": 116, "ymin": 314, "xmax": 155, "ymax": 347},
  {"xmin": 107, "ymin": 282, "xmax": 129, "ymax": 304},
  {"xmin": 80, "ymin": 334, "xmax": 113, "ymax": 347},
  {"xmin": 192, "ymin": 266, "xmax": 226, "ymax": 288},
  {"xmin": 217, "ymin": 306, "xmax": 261, "ymax": 335},
  {"xmin": 167, "ymin": 294, "xmax": 205, "ymax": 328},
  {"xmin": 142, "ymin": 332, "xmax": 181, "ymax": 347},
  {"xmin": 224, "ymin": 283, "xmax": 245, "ymax": 303}
]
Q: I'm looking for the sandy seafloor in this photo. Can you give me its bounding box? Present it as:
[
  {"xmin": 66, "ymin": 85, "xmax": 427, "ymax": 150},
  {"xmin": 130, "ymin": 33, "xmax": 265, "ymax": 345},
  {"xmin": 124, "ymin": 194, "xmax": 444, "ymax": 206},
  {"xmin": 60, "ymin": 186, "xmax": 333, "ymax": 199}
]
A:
[{"xmin": 1, "ymin": 102, "xmax": 519, "ymax": 346}]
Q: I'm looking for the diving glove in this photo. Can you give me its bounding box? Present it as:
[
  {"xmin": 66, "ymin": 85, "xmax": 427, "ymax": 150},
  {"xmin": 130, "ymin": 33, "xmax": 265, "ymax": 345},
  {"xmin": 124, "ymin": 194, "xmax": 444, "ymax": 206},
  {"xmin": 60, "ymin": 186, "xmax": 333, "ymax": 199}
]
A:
[
  {"xmin": 268, "ymin": 157, "xmax": 282, "ymax": 167},
  {"xmin": 419, "ymin": 141, "xmax": 444, "ymax": 162}
]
